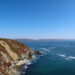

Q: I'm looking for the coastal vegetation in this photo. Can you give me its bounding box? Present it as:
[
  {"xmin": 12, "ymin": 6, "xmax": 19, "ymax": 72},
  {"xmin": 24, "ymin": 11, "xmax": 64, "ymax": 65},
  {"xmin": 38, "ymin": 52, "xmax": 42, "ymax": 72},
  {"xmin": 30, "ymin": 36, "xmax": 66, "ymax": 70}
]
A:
[{"xmin": 0, "ymin": 38, "xmax": 34, "ymax": 75}]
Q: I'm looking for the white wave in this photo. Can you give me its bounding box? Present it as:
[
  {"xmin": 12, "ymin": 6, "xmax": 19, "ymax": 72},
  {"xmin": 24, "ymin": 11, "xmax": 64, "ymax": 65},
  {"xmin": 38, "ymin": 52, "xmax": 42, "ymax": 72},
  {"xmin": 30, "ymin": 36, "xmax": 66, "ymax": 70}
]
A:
[
  {"xmin": 20, "ymin": 55, "xmax": 38, "ymax": 75},
  {"xmin": 57, "ymin": 54, "xmax": 75, "ymax": 60},
  {"xmin": 26, "ymin": 60, "xmax": 32, "ymax": 65},
  {"xmin": 40, "ymin": 48, "xmax": 48, "ymax": 51},
  {"xmin": 38, "ymin": 48, "xmax": 49, "ymax": 56},
  {"xmin": 32, "ymin": 55, "xmax": 37, "ymax": 60},
  {"xmin": 40, "ymin": 47, "xmax": 56, "ymax": 52},
  {"xmin": 57, "ymin": 54, "xmax": 66, "ymax": 57},
  {"xmin": 32, "ymin": 55, "xmax": 40, "ymax": 61},
  {"xmin": 23, "ymin": 65, "xmax": 28, "ymax": 69},
  {"xmin": 67, "ymin": 56, "xmax": 75, "ymax": 60},
  {"xmin": 40, "ymin": 48, "xmax": 50, "ymax": 53},
  {"xmin": 20, "ymin": 60, "xmax": 31, "ymax": 74}
]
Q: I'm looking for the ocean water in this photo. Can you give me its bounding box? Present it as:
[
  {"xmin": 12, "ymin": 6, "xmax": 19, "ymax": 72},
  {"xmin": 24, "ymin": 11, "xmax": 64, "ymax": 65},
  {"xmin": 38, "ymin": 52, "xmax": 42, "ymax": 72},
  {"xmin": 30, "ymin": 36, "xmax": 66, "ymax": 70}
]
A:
[{"xmin": 21, "ymin": 41, "xmax": 75, "ymax": 75}]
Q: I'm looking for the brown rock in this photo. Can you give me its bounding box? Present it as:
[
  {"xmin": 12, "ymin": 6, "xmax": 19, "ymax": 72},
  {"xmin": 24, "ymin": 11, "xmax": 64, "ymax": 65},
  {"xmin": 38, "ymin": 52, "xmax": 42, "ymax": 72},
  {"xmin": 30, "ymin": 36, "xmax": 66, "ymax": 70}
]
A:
[
  {"xmin": 28, "ymin": 52, "xmax": 33, "ymax": 59},
  {"xmin": 36, "ymin": 51, "xmax": 42, "ymax": 55}
]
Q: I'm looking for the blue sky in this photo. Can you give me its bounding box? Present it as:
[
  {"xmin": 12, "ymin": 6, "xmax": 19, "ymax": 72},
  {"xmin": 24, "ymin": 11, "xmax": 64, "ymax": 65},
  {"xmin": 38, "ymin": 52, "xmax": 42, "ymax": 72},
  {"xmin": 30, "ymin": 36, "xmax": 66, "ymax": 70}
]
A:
[{"xmin": 0, "ymin": 0, "xmax": 75, "ymax": 39}]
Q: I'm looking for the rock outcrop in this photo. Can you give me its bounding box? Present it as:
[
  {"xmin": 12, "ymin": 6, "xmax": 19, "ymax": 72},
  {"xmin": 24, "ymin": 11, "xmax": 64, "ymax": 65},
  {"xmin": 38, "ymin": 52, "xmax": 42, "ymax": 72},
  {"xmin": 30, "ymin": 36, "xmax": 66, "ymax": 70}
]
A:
[
  {"xmin": 0, "ymin": 38, "xmax": 34, "ymax": 75},
  {"xmin": 35, "ymin": 50, "xmax": 42, "ymax": 55}
]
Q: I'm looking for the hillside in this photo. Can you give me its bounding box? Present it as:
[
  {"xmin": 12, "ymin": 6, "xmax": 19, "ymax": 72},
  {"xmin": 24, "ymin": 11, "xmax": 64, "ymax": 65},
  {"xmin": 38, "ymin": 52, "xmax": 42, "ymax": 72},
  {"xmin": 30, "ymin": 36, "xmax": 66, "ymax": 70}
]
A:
[
  {"xmin": 16, "ymin": 39, "xmax": 69, "ymax": 42},
  {"xmin": 0, "ymin": 38, "xmax": 34, "ymax": 75}
]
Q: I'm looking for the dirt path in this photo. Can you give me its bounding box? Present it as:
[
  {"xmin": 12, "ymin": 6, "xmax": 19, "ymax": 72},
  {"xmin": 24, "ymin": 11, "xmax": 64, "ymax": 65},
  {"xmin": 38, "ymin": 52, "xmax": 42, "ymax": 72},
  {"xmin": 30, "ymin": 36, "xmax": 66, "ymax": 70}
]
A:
[{"xmin": 0, "ymin": 41, "xmax": 19, "ymax": 61}]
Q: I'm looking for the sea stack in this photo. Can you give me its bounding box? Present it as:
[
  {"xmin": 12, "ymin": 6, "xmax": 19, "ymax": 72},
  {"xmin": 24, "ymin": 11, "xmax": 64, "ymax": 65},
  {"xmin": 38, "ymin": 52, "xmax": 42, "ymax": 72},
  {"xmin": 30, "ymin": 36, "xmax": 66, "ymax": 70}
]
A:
[{"xmin": 35, "ymin": 50, "xmax": 42, "ymax": 55}]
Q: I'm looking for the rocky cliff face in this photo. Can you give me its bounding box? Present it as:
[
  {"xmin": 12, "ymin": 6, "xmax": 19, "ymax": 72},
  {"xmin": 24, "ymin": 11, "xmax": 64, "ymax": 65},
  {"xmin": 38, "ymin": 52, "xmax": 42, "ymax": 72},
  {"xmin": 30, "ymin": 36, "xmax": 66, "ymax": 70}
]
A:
[{"xmin": 0, "ymin": 38, "xmax": 34, "ymax": 75}]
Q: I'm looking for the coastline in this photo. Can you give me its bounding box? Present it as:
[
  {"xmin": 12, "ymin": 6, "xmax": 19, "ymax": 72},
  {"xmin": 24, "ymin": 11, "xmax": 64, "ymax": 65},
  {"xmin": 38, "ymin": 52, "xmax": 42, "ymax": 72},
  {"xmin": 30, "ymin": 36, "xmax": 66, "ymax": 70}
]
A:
[{"xmin": 0, "ymin": 39, "xmax": 35, "ymax": 75}]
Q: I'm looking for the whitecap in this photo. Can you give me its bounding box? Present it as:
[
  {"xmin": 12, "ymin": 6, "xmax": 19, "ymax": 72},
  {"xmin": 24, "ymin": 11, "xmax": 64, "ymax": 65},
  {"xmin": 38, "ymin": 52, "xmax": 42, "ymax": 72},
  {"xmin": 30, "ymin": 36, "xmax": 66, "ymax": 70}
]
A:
[
  {"xmin": 40, "ymin": 48, "xmax": 50, "ymax": 53},
  {"xmin": 40, "ymin": 48, "xmax": 49, "ymax": 51},
  {"xmin": 57, "ymin": 54, "xmax": 75, "ymax": 60},
  {"xmin": 66, "ymin": 56, "xmax": 75, "ymax": 60},
  {"xmin": 68, "ymin": 56, "xmax": 75, "ymax": 59},
  {"xmin": 32, "ymin": 55, "xmax": 37, "ymax": 60},
  {"xmin": 57, "ymin": 54, "xmax": 66, "ymax": 57},
  {"xmin": 20, "ymin": 55, "xmax": 38, "ymax": 75},
  {"xmin": 24, "ymin": 65, "xmax": 28, "ymax": 69},
  {"xmin": 26, "ymin": 60, "xmax": 32, "ymax": 65}
]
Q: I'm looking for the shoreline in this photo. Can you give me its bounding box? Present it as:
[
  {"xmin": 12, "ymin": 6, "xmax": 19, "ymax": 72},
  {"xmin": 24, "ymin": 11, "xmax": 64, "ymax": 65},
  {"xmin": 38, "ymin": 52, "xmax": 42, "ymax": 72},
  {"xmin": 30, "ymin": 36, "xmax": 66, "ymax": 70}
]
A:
[{"xmin": 16, "ymin": 59, "xmax": 28, "ymax": 66}]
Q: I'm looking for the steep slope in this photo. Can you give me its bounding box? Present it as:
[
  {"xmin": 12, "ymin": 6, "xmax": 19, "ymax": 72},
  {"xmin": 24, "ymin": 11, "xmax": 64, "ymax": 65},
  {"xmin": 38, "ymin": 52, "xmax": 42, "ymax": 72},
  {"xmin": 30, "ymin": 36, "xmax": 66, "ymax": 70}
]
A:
[
  {"xmin": 0, "ymin": 38, "xmax": 34, "ymax": 75},
  {"xmin": 0, "ymin": 40, "xmax": 19, "ymax": 61}
]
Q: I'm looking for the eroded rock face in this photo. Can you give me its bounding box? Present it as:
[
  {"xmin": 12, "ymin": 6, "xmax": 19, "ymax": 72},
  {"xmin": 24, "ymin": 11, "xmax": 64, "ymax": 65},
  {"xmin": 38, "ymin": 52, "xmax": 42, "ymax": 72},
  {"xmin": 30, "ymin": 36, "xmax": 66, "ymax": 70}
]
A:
[
  {"xmin": 0, "ymin": 38, "xmax": 34, "ymax": 75},
  {"xmin": 28, "ymin": 52, "xmax": 33, "ymax": 59}
]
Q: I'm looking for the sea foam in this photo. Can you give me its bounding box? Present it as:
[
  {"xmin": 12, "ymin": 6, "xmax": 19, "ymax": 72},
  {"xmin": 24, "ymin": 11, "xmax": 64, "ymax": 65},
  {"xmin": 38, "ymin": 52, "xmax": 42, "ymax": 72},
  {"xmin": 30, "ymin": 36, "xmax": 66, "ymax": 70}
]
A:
[
  {"xmin": 57, "ymin": 54, "xmax": 75, "ymax": 60},
  {"xmin": 20, "ymin": 55, "xmax": 37, "ymax": 75},
  {"xmin": 57, "ymin": 54, "xmax": 66, "ymax": 57}
]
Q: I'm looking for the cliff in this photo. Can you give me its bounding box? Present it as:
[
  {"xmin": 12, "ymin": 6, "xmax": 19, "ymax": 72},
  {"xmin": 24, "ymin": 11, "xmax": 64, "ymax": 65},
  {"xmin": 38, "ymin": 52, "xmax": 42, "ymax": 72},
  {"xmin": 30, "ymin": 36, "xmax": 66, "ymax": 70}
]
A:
[{"xmin": 0, "ymin": 38, "xmax": 34, "ymax": 75}]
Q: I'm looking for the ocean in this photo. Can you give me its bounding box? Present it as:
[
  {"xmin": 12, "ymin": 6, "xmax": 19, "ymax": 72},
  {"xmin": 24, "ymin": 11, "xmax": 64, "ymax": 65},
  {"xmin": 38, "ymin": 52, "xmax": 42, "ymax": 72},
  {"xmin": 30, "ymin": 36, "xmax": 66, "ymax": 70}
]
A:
[{"xmin": 20, "ymin": 40, "xmax": 75, "ymax": 75}]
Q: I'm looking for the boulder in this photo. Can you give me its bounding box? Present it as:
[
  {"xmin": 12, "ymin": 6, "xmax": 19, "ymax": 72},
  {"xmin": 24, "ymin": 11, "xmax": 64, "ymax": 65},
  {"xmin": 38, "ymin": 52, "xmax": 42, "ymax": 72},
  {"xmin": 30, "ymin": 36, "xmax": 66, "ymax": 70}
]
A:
[{"xmin": 35, "ymin": 51, "xmax": 42, "ymax": 55}]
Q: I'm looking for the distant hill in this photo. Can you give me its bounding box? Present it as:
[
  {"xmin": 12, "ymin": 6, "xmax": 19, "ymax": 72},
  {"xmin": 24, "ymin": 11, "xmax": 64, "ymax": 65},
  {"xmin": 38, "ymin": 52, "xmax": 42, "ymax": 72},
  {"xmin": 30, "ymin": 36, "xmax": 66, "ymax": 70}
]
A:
[{"xmin": 16, "ymin": 39, "xmax": 71, "ymax": 42}]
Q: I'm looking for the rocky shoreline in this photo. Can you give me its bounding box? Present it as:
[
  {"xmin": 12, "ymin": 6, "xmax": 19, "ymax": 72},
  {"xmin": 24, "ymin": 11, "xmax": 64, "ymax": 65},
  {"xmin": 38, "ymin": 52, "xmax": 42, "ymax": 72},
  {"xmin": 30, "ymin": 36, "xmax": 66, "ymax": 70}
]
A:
[
  {"xmin": 0, "ymin": 38, "xmax": 42, "ymax": 75},
  {"xmin": 0, "ymin": 38, "xmax": 35, "ymax": 75}
]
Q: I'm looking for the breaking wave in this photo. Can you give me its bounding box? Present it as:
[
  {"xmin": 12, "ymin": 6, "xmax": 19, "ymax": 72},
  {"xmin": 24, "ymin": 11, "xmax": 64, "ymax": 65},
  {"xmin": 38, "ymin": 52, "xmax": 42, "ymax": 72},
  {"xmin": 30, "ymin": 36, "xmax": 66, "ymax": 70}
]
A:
[
  {"xmin": 39, "ymin": 48, "xmax": 50, "ymax": 56},
  {"xmin": 57, "ymin": 54, "xmax": 66, "ymax": 57},
  {"xmin": 40, "ymin": 48, "xmax": 49, "ymax": 52},
  {"xmin": 66, "ymin": 56, "xmax": 75, "ymax": 60},
  {"xmin": 20, "ymin": 55, "xmax": 37, "ymax": 75},
  {"xmin": 57, "ymin": 54, "xmax": 75, "ymax": 60}
]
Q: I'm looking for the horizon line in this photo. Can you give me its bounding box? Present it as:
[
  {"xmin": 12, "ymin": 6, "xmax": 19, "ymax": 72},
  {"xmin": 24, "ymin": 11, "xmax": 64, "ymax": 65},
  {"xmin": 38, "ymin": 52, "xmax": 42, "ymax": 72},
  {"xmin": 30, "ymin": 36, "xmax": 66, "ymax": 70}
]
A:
[{"xmin": 1, "ymin": 37, "xmax": 75, "ymax": 40}]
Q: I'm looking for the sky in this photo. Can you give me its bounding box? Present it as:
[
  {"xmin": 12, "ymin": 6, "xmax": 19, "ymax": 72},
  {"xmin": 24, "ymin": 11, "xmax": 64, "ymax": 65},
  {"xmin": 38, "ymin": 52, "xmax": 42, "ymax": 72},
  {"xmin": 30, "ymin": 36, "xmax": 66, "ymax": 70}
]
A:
[{"xmin": 0, "ymin": 0, "xmax": 75, "ymax": 39}]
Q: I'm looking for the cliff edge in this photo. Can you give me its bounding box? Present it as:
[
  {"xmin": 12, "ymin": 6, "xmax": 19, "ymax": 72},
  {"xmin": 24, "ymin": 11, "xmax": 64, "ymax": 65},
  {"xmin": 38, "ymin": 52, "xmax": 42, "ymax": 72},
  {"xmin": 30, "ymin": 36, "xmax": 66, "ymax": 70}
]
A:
[{"xmin": 0, "ymin": 38, "xmax": 34, "ymax": 75}]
